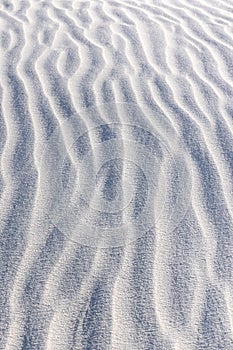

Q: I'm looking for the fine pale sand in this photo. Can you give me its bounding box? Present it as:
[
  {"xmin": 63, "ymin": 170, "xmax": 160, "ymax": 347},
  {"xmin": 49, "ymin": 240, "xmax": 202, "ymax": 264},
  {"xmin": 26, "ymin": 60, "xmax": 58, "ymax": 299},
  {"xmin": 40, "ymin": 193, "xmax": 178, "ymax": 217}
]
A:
[{"xmin": 0, "ymin": 0, "xmax": 233, "ymax": 349}]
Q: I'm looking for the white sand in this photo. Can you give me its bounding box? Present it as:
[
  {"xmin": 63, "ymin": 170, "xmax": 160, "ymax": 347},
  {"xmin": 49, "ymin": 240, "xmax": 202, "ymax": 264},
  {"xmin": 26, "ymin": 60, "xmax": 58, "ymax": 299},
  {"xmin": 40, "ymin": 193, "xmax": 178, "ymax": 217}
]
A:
[{"xmin": 0, "ymin": 0, "xmax": 233, "ymax": 349}]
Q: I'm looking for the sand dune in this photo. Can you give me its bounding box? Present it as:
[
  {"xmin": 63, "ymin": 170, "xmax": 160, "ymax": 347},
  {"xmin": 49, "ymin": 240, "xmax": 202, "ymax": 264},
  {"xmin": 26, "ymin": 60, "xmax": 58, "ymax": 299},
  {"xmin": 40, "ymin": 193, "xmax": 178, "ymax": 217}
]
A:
[{"xmin": 0, "ymin": 0, "xmax": 233, "ymax": 349}]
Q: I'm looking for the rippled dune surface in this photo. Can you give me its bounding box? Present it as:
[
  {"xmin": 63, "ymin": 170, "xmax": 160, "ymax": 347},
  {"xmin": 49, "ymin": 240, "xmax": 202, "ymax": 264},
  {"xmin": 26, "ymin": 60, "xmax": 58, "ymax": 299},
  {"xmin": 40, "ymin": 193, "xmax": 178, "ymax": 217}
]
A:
[{"xmin": 1, "ymin": 0, "xmax": 233, "ymax": 349}]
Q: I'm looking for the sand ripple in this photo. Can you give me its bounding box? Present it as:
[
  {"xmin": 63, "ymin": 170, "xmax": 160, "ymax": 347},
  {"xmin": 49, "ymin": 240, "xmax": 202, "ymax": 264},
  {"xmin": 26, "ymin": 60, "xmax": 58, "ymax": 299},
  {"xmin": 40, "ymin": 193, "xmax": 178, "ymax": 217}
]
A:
[{"xmin": 0, "ymin": 0, "xmax": 233, "ymax": 349}]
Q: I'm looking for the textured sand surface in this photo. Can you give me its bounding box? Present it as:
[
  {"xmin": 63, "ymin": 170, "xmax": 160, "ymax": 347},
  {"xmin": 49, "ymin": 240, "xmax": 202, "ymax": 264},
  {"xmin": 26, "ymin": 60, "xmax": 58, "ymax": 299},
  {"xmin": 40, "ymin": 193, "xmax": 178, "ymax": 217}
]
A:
[{"xmin": 0, "ymin": 0, "xmax": 233, "ymax": 349}]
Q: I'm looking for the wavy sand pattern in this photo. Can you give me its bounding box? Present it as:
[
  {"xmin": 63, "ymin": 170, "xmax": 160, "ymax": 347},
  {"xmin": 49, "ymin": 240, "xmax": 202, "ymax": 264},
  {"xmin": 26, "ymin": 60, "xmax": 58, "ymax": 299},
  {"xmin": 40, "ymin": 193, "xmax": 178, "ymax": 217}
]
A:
[{"xmin": 0, "ymin": 0, "xmax": 233, "ymax": 349}]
